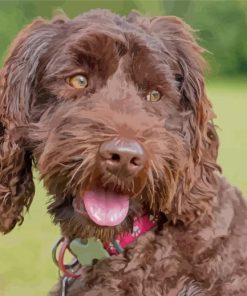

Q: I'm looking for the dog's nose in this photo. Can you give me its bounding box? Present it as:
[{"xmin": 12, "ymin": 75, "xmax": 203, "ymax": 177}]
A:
[{"xmin": 99, "ymin": 138, "xmax": 146, "ymax": 177}]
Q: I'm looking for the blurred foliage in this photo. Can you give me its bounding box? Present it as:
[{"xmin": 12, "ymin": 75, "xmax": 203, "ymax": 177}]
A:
[
  {"xmin": 163, "ymin": 0, "xmax": 247, "ymax": 76},
  {"xmin": 0, "ymin": 0, "xmax": 247, "ymax": 76}
]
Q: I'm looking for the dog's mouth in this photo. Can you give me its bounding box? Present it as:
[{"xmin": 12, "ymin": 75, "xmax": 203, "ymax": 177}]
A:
[{"xmin": 74, "ymin": 188, "xmax": 131, "ymax": 227}]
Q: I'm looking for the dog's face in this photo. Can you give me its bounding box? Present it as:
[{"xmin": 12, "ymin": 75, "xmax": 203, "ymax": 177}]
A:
[{"xmin": 0, "ymin": 10, "xmax": 219, "ymax": 239}]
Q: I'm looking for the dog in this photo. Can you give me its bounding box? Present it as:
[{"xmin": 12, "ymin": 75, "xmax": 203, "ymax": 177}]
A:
[{"xmin": 0, "ymin": 9, "xmax": 246, "ymax": 296}]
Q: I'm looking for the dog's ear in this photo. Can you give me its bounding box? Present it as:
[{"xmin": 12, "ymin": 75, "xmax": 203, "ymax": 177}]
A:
[
  {"xmin": 134, "ymin": 15, "xmax": 220, "ymax": 222},
  {"xmin": 148, "ymin": 16, "xmax": 210, "ymax": 152},
  {"xmin": 1, "ymin": 18, "xmax": 59, "ymax": 121},
  {"xmin": 0, "ymin": 116, "xmax": 34, "ymax": 233},
  {"xmin": 0, "ymin": 18, "xmax": 61, "ymax": 233}
]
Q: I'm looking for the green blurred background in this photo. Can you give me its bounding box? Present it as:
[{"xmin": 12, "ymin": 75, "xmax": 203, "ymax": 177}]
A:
[{"xmin": 0, "ymin": 1, "xmax": 246, "ymax": 295}]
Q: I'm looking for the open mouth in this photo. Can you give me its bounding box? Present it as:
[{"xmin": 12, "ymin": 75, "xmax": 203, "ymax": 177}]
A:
[{"xmin": 74, "ymin": 188, "xmax": 130, "ymax": 227}]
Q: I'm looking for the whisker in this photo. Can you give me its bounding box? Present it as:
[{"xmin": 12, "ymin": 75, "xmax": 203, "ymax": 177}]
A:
[{"xmin": 67, "ymin": 160, "xmax": 85, "ymax": 187}]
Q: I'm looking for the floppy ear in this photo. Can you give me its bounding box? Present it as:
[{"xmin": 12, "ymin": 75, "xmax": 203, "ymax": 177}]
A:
[
  {"xmin": 130, "ymin": 14, "xmax": 220, "ymax": 222},
  {"xmin": 0, "ymin": 116, "xmax": 34, "ymax": 233},
  {"xmin": 0, "ymin": 18, "xmax": 60, "ymax": 233}
]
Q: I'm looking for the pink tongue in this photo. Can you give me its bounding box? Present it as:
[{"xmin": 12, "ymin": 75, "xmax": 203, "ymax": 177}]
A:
[{"xmin": 83, "ymin": 190, "xmax": 129, "ymax": 226}]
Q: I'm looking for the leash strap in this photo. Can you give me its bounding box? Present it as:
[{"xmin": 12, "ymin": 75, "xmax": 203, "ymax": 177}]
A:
[{"xmin": 52, "ymin": 237, "xmax": 81, "ymax": 279}]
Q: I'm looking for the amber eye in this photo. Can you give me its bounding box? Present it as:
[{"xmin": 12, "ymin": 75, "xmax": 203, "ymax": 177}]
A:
[
  {"xmin": 146, "ymin": 90, "xmax": 161, "ymax": 102},
  {"xmin": 67, "ymin": 74, "xmax": 88, "ymax": 89}
]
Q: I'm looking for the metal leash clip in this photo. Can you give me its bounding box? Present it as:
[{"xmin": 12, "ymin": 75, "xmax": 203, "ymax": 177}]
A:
[{"xmin": 61, "ymin": 276, "xmax": 68, "ymax": 296}]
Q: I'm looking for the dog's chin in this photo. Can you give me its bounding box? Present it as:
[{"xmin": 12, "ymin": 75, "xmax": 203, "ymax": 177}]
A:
[
  {"xmin": 66, "ymin": 208, "xmax": 136, "ymax": 242},
  {"xmin": 49, "ymin": 187, "xmax": 145, "ymax": 242}
]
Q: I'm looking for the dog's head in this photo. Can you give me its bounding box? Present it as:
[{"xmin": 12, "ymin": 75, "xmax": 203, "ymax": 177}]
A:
[{"xmin": 0, "ymin": 10, "xmax": 219, "ymax": 239}]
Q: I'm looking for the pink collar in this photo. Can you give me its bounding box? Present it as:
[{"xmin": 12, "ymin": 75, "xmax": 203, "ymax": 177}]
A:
[{"xmin": 104, "ymin": 214, "xmax": 158, "ymax": 255}]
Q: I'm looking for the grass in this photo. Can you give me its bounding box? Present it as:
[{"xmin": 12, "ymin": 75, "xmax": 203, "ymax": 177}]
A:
[
  {"xmin": 0, "ymin": 180, "xmax": 59, "ymax": 296},
  {"xmin": 0, "ymin": 78, "xmax": 246, "ymax": 296},
  {"xmin": 207, "ymin": 77, "xmax": 247, "ymax": 194}
]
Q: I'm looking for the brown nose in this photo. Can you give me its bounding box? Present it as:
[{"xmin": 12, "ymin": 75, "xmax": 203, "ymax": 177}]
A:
[{"xmin": 99, "ymin": 138, "xmax": 146, "ymax": 178}]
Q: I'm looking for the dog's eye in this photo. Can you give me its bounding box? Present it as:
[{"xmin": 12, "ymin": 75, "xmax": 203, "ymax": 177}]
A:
[
  {"xmin": 146, "ymin": 90, "xmax": 161, "ymax": 102},
  {"xmin": 67, "ymin": 74, "xmax": 88, "ymax": 89}
]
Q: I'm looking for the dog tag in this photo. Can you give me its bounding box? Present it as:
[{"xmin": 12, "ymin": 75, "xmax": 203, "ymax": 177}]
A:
[{"xmin": 69, "ymin": 238, "xmax": 109, "ymax": 266}]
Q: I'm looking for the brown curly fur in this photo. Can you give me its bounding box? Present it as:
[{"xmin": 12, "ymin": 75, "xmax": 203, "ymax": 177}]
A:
[{"xmin": 1, "ymin": 9, "xmax": 247, "ymax": 296}]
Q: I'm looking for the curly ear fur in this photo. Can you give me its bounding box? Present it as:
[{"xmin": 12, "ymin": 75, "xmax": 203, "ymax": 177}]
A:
[
  {"xmin": 151, "ymin": 16, "xmax": 220, "ymax": 223},
  {"xmin": 0, "ymin": 117, "xmax": 34, "ymax": 233},
  {"xmin": 129, "ymin": 13, "xmax": 221, "ymax": 223},
  {"xmin": 0, "ymin": 18, "xmax": 60, "ymax": 233}
]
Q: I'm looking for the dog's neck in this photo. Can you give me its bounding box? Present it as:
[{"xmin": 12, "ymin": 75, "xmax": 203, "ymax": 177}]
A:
[{"xmin": 55, "ymin": 213, "xmax": 168, "ymax": 279}]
